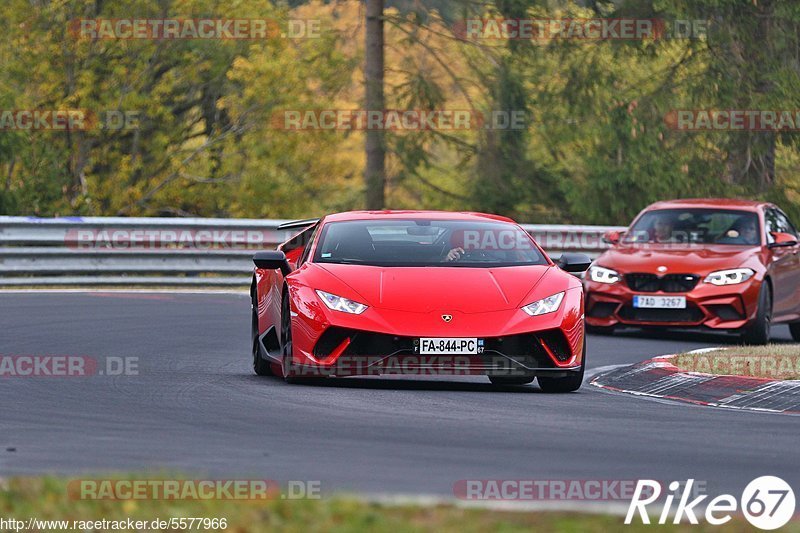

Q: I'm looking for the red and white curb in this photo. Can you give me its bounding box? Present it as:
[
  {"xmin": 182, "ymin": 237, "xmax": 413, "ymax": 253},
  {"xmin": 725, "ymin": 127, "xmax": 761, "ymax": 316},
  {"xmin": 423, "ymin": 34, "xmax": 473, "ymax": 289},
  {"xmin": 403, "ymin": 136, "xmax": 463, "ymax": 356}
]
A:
[{"xmin": 590, "ymin": 348, "xmax": 800, "ymax": 414}]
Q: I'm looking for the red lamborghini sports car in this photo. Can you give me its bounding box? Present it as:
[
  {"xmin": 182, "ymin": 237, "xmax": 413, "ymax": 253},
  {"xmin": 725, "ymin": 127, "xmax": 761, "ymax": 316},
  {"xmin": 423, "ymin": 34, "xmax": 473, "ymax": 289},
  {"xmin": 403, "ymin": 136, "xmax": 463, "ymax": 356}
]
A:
[
  {"xmin": 584, "ymin": 199, "xmax": 800, "ymax": 344},
  {"xmin": 250, "ymin": 211, "xmax": 591, "ymax": 391}
]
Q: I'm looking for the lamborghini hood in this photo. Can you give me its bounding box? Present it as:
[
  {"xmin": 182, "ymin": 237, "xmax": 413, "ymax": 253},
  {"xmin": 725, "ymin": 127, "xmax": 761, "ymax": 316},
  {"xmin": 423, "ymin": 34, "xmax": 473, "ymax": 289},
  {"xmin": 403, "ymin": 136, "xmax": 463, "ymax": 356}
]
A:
[{"xmin": 312, "ymin": 263, "xmax": 552, "ymax": 313}]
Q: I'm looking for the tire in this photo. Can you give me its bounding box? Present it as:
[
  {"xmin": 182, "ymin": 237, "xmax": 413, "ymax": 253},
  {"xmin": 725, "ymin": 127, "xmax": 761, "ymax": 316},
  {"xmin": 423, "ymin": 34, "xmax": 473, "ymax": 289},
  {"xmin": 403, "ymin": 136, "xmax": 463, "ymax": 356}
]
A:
[
  {"xmin": 586, "ymin": 324, "xmax": 616, "ymax": 336},
  {"xmin": 280, "ymin": 293, "xmax": 307, "ymax": 384},
  {"xmin": 537, "ymin": 337, "xmax": 586, "ymax": 393},
  {"xmin": 488, "ymin": 376, "xmax": 535, "ymax": 386},
  {"xmin": 251, "ymin": 294, "xmax": 272, "ymax": 376},
  {"xmin": 741, "ymin": 283, "xmax": 772, "ymax": 345},
  {"xmin": 790, "ymin": 322, "xmax": 800, "ymax": 342}
]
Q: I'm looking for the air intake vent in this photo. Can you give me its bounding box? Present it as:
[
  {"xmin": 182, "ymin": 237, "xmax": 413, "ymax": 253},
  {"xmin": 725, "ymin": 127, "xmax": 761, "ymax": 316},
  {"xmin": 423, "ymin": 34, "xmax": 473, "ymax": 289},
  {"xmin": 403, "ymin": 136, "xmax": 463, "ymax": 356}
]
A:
[{"xmin": 625, "ymin": 273, "xmax": 699, "ymax": 293}]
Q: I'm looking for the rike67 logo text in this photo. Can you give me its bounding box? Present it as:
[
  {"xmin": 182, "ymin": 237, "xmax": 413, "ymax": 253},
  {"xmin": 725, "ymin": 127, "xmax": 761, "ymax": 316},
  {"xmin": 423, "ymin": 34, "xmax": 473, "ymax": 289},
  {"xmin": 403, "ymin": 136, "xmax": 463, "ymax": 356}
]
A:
[{"xmin": 626, "ymin": 477, "xmax": 795, "ymax": 530}]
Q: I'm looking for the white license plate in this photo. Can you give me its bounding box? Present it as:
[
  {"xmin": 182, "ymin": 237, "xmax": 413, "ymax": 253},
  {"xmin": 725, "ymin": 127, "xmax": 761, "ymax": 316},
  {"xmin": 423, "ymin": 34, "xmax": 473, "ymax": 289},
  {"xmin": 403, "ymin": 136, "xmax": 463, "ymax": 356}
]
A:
[
  {"xmin": 418, "ymin": 338, "xmax": 480, "ymax": 355},
  {"xmin": 633, "ymin": 295, "xmax": 686, "ymax": 309}
]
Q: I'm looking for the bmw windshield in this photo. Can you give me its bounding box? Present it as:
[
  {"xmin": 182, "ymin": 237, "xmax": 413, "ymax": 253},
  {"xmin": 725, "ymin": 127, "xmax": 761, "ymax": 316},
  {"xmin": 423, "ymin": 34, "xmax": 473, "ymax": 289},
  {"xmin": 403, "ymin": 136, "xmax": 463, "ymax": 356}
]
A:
[
  {"xmin": 623, "ymin": 209, "xmax": 761, "ymax": 246},
  {"xmin": 313, "ymin": 219, "xmax": 548, "ymax": 267}
]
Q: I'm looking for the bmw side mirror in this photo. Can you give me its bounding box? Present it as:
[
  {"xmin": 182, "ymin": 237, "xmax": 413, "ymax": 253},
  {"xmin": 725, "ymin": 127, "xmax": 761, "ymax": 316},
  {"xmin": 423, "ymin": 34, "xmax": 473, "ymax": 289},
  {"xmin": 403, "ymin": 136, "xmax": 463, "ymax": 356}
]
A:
[
  {"xmin": 253, "ymin": 251, "xmax": 292, "ymax": 276},
  {"xmin": 557, "ymin": 252, "xmax": 592, "ymax": 273},
  {"xmin": 768, "ymin": 232, "xmax": 798, "ymax": 248},
  {"xmin": 602, "ymin": 230, "xmax": 623, "ymax": 245}
]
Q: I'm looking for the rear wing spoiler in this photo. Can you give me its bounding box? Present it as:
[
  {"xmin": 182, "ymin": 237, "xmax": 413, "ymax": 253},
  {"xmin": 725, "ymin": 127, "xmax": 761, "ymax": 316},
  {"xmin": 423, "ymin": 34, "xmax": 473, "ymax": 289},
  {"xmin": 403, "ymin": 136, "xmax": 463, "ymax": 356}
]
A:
[{"xmin": 277, "ymin": 218, "xmax": 319, "ymax": 231}]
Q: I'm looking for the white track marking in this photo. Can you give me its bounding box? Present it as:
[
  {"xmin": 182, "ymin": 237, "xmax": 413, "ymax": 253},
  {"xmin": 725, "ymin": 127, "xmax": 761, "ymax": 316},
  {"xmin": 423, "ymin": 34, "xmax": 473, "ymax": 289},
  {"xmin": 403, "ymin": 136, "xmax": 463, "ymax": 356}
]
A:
[
  {"xmin": 366, "ymin": 493, "xmax": 632, "ymax": 516},
  {"xmin": 584, "ymin": 364, "xmax": 628, "ymax": 382}
]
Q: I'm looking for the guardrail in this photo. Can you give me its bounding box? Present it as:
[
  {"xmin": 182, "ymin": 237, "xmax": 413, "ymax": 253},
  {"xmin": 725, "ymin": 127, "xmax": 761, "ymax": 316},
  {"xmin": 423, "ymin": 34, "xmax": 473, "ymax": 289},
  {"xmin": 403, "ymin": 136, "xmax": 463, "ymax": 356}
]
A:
[{"xmin": 0, "ymin": 216, "xmax": 624, "ymax": 286}]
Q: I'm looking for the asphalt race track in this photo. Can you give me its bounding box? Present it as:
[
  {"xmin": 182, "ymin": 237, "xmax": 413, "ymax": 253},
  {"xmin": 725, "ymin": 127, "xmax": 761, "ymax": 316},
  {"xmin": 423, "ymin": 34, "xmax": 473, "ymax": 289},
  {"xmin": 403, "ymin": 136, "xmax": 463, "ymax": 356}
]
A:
[{"xmin": 1, "ymin": 291, "xmax": 799, "ymax": 499}]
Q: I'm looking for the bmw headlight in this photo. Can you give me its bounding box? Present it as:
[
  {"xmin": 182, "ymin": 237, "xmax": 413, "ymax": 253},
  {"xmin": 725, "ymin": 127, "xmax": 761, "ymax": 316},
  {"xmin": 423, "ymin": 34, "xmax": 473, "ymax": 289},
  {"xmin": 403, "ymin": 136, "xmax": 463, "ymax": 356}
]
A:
[
  {"xmin": 315, "ymin": 290, "xmax": 368, "ymax": 314},
  {"xmin": 521, "ymin": 292, "xmax": 565, "ymax": 316},
  {"xmin": 703, "ymin": 268, "xmax": 755, "ymax": 286},
  {"xmin": 588, "ymin": 265, "xmax": 621, "ymax": 284}
]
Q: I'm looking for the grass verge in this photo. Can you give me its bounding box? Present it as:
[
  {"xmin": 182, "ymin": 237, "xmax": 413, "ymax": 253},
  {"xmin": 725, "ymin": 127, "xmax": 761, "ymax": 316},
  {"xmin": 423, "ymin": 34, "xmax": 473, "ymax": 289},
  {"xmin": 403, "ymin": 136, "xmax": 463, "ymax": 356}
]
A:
[{"xmin": 0, "ymin": 476, "xmax": 782, "ymax": 532}]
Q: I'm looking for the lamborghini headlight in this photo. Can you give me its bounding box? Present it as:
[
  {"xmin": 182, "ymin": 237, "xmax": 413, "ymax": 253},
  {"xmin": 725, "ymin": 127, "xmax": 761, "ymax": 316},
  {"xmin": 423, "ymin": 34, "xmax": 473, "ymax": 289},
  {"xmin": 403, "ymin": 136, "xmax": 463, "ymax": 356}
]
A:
[
  {"xmin": 703, "ymin": 268, "xmax": 755, "ymax": 286},
  {"xmin": 315, "ymin": 290, "xmax": 368, "ymax": 314},
  {"xmin": 521, "ymin": 292, "xmax": 565, "ymax": 316}
]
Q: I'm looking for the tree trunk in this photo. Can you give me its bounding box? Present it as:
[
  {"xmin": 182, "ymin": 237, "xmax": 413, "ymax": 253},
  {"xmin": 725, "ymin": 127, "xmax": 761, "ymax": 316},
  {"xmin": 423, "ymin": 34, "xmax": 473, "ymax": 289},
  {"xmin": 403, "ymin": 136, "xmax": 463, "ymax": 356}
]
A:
[
  {"xmin": 722, "ymin": 0, "xmax": 777, "ymax": 192},
  {"xmin": 364, "ymin": 0, "xmax": 385, "ymax": 209}
]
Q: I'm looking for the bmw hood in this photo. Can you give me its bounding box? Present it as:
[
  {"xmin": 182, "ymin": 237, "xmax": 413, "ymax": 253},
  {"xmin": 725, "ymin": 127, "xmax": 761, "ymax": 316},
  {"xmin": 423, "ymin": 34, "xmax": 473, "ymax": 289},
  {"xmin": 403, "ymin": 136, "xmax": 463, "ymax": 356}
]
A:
[{"xmin": 595, "ymin": 244, "xmax": 759, "ymax": 275}]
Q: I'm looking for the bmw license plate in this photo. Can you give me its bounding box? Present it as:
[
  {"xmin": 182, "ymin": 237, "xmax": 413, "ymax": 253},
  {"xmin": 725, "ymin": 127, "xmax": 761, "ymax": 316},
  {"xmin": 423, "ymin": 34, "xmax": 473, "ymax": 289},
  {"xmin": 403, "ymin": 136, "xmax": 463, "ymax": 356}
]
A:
[
  {"xmin": 417, "ymin": 338, "xmax": 481, "ymax": 355},
  {"xmin": 633, "ymin": 295, "xmax": 686, "ymax": 309}
]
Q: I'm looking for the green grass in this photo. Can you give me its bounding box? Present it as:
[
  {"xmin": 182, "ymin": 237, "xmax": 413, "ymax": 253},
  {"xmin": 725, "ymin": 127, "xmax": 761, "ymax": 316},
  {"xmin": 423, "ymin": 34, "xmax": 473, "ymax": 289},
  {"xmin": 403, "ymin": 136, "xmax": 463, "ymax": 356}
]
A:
[
  {"xmin": 0, "ymin": 476, "xmax": 788, "ymax": 532},
  {"xmin": 672, "ymin": 344, "xmax": 800, "ymax": 380}
]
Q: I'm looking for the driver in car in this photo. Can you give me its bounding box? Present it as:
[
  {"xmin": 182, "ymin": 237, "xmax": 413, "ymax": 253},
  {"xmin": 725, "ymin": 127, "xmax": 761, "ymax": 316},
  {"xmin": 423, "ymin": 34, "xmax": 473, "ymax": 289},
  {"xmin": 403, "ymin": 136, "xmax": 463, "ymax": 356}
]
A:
[
  {"xmin": 445, "ymin": 247, "xmax": 465, "ymax": 261},
  {"xmin": 739, "ymin": 220, "xmax": 759, "ymax": 244},
  {"xmin": 444, "ymin": 246, "xmax": 519, "ymax": 262},
  {"xmin": 651, "ymin": 214, "xmax": 678, "ymax": 243},
  {"xmin": 718, "ymin": 218, "xmax": 760, "ymax": 245}
]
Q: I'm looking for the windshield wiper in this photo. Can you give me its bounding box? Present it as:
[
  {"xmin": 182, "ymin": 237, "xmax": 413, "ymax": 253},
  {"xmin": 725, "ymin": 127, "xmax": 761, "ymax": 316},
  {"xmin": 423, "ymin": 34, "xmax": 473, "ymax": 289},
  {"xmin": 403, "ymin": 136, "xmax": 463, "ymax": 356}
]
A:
[{"xmin": 326, "ymin": 257, "xmax": 368, "ymax": 264}]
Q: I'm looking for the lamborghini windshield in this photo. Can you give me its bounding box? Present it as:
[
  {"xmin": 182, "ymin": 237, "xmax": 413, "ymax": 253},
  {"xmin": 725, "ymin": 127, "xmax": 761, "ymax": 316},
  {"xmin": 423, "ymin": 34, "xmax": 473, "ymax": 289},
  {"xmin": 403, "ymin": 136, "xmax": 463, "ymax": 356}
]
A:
[
  {"xmin": 623, "ymin": 209, "xmax": 761, "ymax": 246},
  {"xmin": 313, "ymin": 219, "xmax": 548, "ymax": 267}
]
